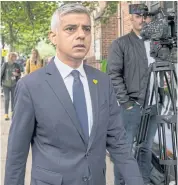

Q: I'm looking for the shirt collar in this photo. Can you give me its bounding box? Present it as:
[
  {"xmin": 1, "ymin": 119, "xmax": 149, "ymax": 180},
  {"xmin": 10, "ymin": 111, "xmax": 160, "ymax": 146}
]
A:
[
  {"xmin": 137, "ymin": 35, "xmax": 142, "ymax": 39},
  {"xmin": 54, "ymin": 56, "xmax": 86, "ymax": 79}
]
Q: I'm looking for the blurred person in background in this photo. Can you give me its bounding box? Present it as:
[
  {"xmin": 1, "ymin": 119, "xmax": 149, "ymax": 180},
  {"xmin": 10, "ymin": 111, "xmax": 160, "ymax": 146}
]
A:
[
  {"xmin": 1, "ymin": 52, "xmax": 21, "ymax": 120},
  {"xmin": 15, "ymin": 52, "xmax": 25, "ymax": 75},
  {"xmin": 25, "ymin": 48, "xmax": 43, "ymax": 74}
]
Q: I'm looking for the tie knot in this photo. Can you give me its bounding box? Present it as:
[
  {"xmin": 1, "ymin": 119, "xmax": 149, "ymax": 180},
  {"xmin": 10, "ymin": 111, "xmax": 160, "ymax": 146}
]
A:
[{"xmin": 71, "ymin": 70, "xmax": 80, "ymax": 80}]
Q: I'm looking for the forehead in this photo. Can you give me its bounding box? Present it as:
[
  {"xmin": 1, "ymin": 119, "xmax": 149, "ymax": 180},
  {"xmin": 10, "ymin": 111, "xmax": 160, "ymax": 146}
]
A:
[
  {"xmin": 132, "ymin": 14, "xmax": 143, "ymax": 18},
  {"xmin": 60, "ymin": 13, "xmax": 91, "ymax": 26}
]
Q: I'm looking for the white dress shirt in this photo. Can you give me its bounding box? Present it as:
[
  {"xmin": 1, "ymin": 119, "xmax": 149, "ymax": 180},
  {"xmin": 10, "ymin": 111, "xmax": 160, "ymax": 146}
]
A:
[{"xmin": 54, "ymin": 56, "xmax": 93, "ymax": 135}]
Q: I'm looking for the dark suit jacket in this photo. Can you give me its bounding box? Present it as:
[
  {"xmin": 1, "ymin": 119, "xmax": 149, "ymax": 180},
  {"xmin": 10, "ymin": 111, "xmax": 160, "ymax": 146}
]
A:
[{"xmin": 4, "ymin": 60, "xmax": 144, "ymax": 185}]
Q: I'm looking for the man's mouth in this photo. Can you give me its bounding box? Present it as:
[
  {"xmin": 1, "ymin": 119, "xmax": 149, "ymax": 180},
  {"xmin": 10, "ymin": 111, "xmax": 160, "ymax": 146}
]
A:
[{"xmin": 73, "ymin": 44, "xmax": 86, "ymax": 48}]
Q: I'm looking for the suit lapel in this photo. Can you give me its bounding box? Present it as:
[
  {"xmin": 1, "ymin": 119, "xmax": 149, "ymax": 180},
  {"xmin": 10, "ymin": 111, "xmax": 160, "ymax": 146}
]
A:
[
  {"xmin": 45, "ymin": 60, "xmax": 87, "ymax": 146},
  {"xmin": 84, "ymin": 65, "xmax": 99, "ymax": 151}
]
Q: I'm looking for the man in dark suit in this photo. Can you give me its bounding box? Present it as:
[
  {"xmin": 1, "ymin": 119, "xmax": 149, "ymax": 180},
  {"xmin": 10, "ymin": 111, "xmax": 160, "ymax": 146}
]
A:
[{"xmin": 4, "ymin": 3, "xmax": 144, "ymax": 185}]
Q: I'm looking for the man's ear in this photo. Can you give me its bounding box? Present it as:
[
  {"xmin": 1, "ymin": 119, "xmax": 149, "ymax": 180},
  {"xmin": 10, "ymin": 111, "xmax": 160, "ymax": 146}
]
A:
[{"xmin": 48, "ymin": 31, "xmax": 57, "ymax": 46}]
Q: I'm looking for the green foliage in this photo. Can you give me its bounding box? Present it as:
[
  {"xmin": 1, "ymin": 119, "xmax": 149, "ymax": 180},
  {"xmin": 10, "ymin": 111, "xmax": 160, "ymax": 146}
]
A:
[
  {"xmin": 36, "ymin": 40, "xmax": 55, "ymax": 59},
  {"xmin": 1, "ymin": 1, "xmax": 117, "ymax": 55},
  {"xmin": 1, "ymin": 1, "xmax": 58, "ymax": 53},
  {"xmin": 100, "ymin": 59, "xmax": 108, "ymax": 73},
  {"xmin": 100, "ymin": 2, "xmax": 118, "ymax": 24}
]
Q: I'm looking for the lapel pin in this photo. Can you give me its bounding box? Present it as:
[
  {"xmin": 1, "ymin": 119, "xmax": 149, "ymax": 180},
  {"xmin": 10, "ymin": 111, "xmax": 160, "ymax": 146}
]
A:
[{"xmin": 93, "ymin": 79, "xmax": 98, "ymax": 84}]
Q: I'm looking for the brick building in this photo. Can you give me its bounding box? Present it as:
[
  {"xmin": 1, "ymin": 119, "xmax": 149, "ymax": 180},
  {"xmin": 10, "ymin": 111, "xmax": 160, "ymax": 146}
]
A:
[
  {"xmin": 86, "ymin": 1, "xmax": 132, "ymax": 68},
  {"xmin": 85, "ymin": 2, "xmax": 119, "ymax": 69},
  {"xmin": 118, "ymin": 1, "xmax": 132, "ymax": 37}
]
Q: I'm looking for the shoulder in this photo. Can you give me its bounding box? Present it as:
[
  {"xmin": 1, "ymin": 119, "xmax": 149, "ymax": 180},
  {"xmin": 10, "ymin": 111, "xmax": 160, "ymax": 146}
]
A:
[
  {"xmin": 112, "ymin": 32, "xmax": 131, "ymax": 46},
  {"xmin": 20, "ymin": 67, "xmax": 45, "ymax": 88},
  {"xmin": 109, "ymin": 32, "xmax": 133, "ymax": 54}
]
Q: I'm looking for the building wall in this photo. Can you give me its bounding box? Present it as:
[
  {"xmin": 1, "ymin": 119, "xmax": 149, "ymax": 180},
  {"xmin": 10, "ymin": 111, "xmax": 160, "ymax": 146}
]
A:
[
  {"xmin": 86, "ymin": 3, "xmax": 118, "ymax": 69},
  {"xmin": 118, "ymin": 1, "xmax": 133, "ymax": 37},
  {"xmin": 85, "ymin": 15, "xmax": 97, "ymax": 68},
  {"xmin": 101, "ymin": 13, "xmax": 118, "ymax": 60},
  {"xmin": 85, "ymin": 17, "xmax": 102, "ymax": 69}
]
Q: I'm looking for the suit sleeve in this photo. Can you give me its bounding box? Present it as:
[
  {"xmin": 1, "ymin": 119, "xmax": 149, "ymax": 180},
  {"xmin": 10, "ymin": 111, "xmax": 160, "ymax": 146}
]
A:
[
  {"xmin": 107, "ymin": 40, "xmax": 130, "ymax": 105},
  {"xmin": 4, "ymin": 79, "xmax": 35, "ymax": 185},
  {"xmin": 106, "ymin": 78, "xmax": 144, "ymax": 185}
]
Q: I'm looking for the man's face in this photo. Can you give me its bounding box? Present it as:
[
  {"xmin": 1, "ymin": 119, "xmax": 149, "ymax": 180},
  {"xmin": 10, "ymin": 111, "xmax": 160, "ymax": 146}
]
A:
[
  {"xmin": 50, "ymin": 13, "xmax": 91, "ymax": 61},
  {"xmin": 131, "ymin": 14, "xmax": 144, "ymax": 31}
]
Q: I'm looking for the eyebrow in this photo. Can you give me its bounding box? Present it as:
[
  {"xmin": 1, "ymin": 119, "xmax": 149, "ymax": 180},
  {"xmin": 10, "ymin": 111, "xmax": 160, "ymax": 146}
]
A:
[{"xmin": 65, "ymin": 24, "xmax": 91, "ymax": 28}]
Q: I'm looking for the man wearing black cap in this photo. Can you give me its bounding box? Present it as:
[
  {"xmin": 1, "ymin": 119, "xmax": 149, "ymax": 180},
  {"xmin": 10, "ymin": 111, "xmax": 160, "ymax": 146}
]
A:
[{"xmin": 108, "ymin": 4, "xmax": 157, "ymax": 185}]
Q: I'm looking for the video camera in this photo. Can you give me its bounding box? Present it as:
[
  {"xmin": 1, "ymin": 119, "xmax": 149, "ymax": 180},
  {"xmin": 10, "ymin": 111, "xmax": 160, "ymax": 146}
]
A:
[
  {"xmin": 140, "ymin": 7, "xmax": 177, "ymax": 63},
  {"xmin": 129, "ymin": 4, "xmax": 177, "ymax": 63}
]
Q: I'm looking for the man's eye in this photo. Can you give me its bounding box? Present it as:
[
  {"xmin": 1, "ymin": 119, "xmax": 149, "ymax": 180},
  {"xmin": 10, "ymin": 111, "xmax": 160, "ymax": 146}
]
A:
[
  {"xmin": 84, "ymin": 27, "xmax": 91, "ymax": 32},
  {"xmin": 66, "ymin": 27, "xmax": 75, "ymax": 32},
  {"xmin": 136, "ymin": 15, "xmax": 141, "ymax": 18}
]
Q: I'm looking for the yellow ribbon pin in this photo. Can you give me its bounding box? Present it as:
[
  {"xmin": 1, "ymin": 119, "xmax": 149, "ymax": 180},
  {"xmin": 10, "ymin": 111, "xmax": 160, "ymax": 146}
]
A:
[{"xmin": 93, "ymin": 79, "xmax": 98, "ymax": 84}]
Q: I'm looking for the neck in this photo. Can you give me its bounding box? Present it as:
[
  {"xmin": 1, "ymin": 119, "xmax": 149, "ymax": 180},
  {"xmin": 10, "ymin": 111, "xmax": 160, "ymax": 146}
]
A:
[
  {"xmin": 56, "ymin": 51, "xmax": 83, "ymax": 69},
  {"xmin": 133, "ymin": 28, "xmax": 141, "ymax": 36}
]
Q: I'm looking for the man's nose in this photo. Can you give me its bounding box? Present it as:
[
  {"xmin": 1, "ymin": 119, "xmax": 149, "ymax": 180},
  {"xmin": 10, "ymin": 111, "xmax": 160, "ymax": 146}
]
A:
[
  {"xmin": 140, "ymin": 16, "xmax": 144, "ymax": 22},
  {"xmin": 77, "ymin": 28, "xmax": 85, "ymax": 39}
]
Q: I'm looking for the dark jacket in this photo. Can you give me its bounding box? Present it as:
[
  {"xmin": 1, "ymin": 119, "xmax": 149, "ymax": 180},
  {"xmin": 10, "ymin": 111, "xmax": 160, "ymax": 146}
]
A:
[{"xmin": 107, "ymin": 31, "xmax": 149, "ymax": 108}]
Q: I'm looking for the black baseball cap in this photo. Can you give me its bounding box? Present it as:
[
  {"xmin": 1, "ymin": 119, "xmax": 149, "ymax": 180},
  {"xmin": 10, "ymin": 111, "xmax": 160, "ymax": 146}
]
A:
[{"xmin": 129, "ymin": 4, "xmax": 148, "ymax": 15}]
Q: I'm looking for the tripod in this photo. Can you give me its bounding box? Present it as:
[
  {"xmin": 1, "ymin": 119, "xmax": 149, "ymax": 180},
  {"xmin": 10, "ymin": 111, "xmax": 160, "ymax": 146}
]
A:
[{"xmin": 135, "ymin": 61, "xmax": 177, "ymax": 185}]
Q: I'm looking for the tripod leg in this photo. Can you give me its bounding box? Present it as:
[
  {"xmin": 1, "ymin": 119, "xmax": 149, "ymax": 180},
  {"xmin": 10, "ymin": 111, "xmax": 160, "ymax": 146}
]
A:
[
  {"xmin": 164, "ymin": 70, "xmax": 177, "ymax": 184},
  {"xmin": 153, "ymin": 71, "xmax": 163, "ymax": 161},
  {"xmin": 164, "ymin": 72, "xmax": 176, "ymax": 113},
  {"xmin": 154, "ymin": 71, "xmax": 160, "ymax": 114},
  {"xmin": 172, "ymin": 64, "xmax": 177, "ymax": 84},
  {"xmin": 170, "ymin": 70, "xmax": 176, "ymax": 113},
  {"xmin": 162, "ymin": 123, "xmax": 169, "ymax": 184},
  {"xmin": 171, "ymin": 123, "xmax": 177, "ymax": 183},
  {"xmin": 157, "ymin": 124, "xmax": 163, "ymax": 159},
  {"xmin": 135, "ymin": 66, "xmax": 152, "ymax": 159}
]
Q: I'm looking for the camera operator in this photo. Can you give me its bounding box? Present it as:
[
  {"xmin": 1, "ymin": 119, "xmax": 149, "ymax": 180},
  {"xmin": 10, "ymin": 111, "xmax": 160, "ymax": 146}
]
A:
[{"xmin": 107, "ymin": 4, "xmax": 158, "ymax": 185}]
